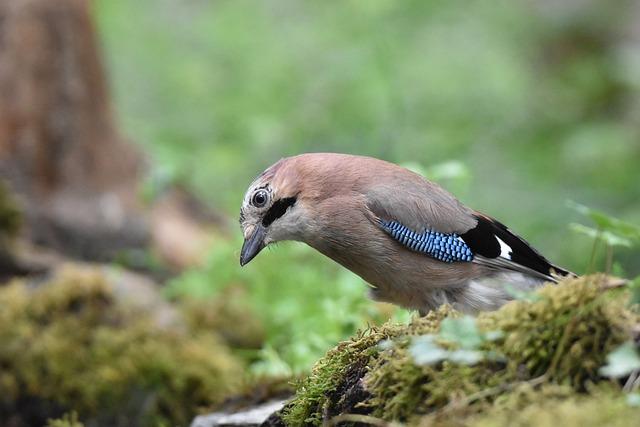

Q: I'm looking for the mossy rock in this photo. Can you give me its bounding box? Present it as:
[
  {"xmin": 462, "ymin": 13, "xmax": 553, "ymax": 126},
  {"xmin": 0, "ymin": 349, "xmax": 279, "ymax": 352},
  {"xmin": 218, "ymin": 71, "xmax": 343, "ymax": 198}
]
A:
[
  {"xmin": 278, "ymin": 275, "xmax": 640, "ymax": 426},
  {"xmin": 0, "ymin": 266, "xmax": 244, "ymax": 427}
]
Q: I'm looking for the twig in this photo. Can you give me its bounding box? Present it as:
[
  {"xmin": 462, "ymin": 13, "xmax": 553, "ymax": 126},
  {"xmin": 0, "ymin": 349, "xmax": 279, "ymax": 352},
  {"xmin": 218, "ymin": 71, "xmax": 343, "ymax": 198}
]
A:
[
  {"xmin": 624, "ymin": 369, "xmax": 640, "ymax": 393},
  {"xmin": 599, "ymin": 277, "xmax": 629, "ymax": 290},
  {"xmin": 633, "ymin": 374, "xmax": 640, "ymax": 392}
]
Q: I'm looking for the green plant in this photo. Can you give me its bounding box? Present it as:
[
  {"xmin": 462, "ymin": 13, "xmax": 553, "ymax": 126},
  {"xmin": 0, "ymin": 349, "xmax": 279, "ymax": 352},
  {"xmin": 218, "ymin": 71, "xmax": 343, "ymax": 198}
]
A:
[
  {"xmin": 568, "ymin": 201, "xmax": 640, "ymax": 273},
  {"xmin": 409, "ymin": 316, "xmax": 504, "ymax": 366}
]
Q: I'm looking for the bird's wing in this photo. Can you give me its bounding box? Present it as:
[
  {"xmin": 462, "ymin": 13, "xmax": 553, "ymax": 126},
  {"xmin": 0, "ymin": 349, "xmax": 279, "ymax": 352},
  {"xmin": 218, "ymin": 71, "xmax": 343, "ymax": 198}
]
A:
[
  {"xmin": 457, "ymin": 213, "xmax": 572, "ymax": 282},
  {"xmin": 364, "ymin": 182, "xmax": 571, "ymax": 282},
  {"xmin": 364, "ymin": 179, "xmax": 477, "ymax": 234}
]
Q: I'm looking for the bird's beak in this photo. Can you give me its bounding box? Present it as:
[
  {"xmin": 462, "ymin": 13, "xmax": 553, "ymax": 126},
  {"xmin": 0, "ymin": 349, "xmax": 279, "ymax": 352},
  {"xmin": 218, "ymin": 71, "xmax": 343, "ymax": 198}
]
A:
[{"xmin": 240, "ymin": 224, "xmax": 266, "ymax": 266}]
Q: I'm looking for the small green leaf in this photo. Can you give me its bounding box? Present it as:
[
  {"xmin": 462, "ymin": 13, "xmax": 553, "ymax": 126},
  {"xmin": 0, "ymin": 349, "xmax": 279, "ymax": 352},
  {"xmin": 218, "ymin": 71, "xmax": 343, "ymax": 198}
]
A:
[
  {"xmin": 448, "ymin": 349, "xmax": 484, "ymax": 365},
  {"xmin": 377, "ymin": 339, "xmax": 394, "ymax": 351},
  {"xmin": 627, "ymin": 393, "xmax": 640, "ymax": 407},
  {"xmin": 439, "ymin": 316, "xmax": 483, "ymax": 349},
  {"xmin": 484, "ymin": 330, "xmax": 505, "ymax": 342},
  {"xmin": 567, "ymin": 201, "xmax": 640, "ymax": 244},
  {"xmin": 599, "ymin": 341, "xmax": 640, "ymax": 378},
  {"xmin": 569, "ymin": 223, "xmax": 633, "ymax": 248},
  {"xmin": 409, "ymin": 335, "xmax": 449, "ymax": 366}
]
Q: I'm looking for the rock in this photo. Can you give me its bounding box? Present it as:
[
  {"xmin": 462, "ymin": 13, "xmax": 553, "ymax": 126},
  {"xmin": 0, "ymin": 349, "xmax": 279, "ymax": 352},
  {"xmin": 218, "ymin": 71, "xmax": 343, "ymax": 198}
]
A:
[
  {"xmin": 190, "ymin": 400, "xmax": 288, "ymax": 427},
  {"xmin": 98, "ymin": 264, "xmax": 183, "ymax": 329}
]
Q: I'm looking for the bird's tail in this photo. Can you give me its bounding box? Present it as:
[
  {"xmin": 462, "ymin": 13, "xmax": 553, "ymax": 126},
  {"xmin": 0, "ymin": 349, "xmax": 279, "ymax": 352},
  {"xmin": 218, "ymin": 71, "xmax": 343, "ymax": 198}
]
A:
[
  {"xmin": 549, "ymin": 264, "xmax": 577, "ymax": 283},
  {"xmin": 461, "ymin": 213, "xmax": 577, "ymax": 284}
]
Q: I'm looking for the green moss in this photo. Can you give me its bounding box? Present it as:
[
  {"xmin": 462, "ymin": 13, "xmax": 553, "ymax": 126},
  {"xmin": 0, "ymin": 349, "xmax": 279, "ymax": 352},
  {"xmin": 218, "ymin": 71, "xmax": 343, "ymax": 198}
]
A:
[
  {"xmin": 280, "ymin": 275, "xmax": 639, "ymax": 426},
  {"xmin": 281, "ymin": 306, "xmax": 455, "ymax": 425},
  {"xmin": 46, "ymin": 412, "xmax": 84, "ymax": 427},
  {"xmin": 479, "ymin": 275, "xmax": 631, "ymax": 384},
  {"xmin": 0, "ymin": 266, "xmax": 243, "ymax": 427},
  {"xmin": 467, "ymin": 385, "xmax": 640, "ymax": 427},
  {"xmin": 180, "ymin": 285, "xmax": 266, "ymax": 349}
]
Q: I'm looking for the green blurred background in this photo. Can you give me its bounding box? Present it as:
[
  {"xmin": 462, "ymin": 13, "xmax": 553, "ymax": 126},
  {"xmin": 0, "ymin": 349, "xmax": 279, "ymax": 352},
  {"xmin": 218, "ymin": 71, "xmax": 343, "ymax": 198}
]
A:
[{"xmin": 94, "ymin": 0, "xmax": 640, "ymax": 374}]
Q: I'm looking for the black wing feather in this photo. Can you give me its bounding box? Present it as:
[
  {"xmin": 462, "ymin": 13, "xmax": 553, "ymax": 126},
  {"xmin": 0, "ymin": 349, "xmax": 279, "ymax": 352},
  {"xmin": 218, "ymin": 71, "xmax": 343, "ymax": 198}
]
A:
[{"xmin": 460, "ymin": 214, "xmax": 572, "ymax": 282}]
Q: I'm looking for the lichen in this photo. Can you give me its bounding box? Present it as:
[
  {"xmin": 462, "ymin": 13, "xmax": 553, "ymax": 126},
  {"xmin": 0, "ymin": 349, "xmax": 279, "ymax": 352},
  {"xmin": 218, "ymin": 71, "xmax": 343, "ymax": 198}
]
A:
[
  {"xmin": 278, "ymin": 275, "xmax": 640, "ymax": 426},
  {"xmin": 0, "ymin": 266, "xmax": 244, "ymax": 427}
]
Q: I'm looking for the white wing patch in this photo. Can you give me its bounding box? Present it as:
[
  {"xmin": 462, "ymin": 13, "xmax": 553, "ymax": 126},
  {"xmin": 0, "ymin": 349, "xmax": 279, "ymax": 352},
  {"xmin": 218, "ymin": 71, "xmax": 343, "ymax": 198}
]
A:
[{"xmin": 496, "ymin": 236, "xmax": 513, "ymax": 260}]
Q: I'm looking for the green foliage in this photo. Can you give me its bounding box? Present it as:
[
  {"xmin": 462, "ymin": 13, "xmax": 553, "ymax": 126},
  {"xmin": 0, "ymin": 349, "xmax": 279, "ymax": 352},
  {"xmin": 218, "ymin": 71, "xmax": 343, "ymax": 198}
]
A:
[
  {"xmin": 409, "ymin": 316, "xmax": 504, "ymax": 366},
  {"xmin": 628, "ymin": 393, "xmax": 640, "ymax": 407},
  {"xmin": 600, "ymin": 342, "xmax": 640, "ymax": 379},
  {"xmin": 0, "ymin": 267, "xmax": 243, "ymax": 427},
  {"xmin": 439, "ymin": 316, "xmax": 503, "ymax": 349},
  {"xmin": 569, "ymin": 201, "xmax": 640, "ymax": 249},
  {"xmin": 278, "ymin": 275, "xmax": 640, "ymax": 425},
  {"xmin": 165, "ymin": 238, "xmax": 397, "ymax": 375},
  {"xmin": 409, "ymin": 335, "xmax": 452, "ymax": 366}
]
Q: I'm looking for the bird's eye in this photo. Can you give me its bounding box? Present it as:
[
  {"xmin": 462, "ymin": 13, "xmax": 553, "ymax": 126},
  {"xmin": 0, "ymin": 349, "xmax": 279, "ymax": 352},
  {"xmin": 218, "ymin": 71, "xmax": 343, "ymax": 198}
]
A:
[{"xmin": 251, "ymin": 189, "xmax": 269, "ymax": 208}]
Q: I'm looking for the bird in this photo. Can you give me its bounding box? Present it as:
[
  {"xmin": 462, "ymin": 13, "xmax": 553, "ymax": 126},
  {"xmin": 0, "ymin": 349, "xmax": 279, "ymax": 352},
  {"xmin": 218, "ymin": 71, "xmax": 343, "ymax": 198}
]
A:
[{"xmin": 239, "ymin": 153, "xmax": 574, "ymax": 314}]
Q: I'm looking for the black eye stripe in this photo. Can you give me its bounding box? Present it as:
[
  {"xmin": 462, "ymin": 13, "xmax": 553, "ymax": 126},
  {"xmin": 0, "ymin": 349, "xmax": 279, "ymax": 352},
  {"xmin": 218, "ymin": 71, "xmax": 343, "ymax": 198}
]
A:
[{"xmin": 262, "ymin": 197, "xmax": 297, "ymax": 227}]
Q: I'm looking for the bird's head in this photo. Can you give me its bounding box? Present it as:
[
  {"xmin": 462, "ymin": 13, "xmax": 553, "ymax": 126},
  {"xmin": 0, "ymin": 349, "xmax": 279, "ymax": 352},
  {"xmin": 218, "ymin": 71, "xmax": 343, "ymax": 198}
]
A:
[
  {"xmin": 239, "ymin": 158, "xmax": 309, "ymax": 266},
  {"xmin": 239, "ymin": 153, "xmax": 376, "ymax": 266}
]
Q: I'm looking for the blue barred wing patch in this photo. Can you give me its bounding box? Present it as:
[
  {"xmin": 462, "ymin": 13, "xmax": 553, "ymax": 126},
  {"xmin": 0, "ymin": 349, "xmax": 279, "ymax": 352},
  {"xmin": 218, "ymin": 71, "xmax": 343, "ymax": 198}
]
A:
[{"xmin": 379, "ymin": 219, "xmax": 473, "ymax": 263}]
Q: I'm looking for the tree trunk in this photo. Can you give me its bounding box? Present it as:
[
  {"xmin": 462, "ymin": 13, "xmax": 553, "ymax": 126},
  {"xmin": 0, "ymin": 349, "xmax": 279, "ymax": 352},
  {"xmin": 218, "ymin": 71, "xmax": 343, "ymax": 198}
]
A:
[{"xmin": 0, "ymin": 0, "xmax": 148, "ymax": 261}]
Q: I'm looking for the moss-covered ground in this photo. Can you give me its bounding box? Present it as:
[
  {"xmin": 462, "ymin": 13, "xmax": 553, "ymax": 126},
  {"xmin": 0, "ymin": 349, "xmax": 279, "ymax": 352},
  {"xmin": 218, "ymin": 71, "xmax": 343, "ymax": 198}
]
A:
[
  {"xmin": 0, "ymin": 266, "xmax": 245, "ymax": 427},
  {"xmin": 2, "ymin": 254, "xmax": 639, "ymax": 427},
  {"xmin": 277, "ymin": 275, "xmax": 640, "ymax": 426}
]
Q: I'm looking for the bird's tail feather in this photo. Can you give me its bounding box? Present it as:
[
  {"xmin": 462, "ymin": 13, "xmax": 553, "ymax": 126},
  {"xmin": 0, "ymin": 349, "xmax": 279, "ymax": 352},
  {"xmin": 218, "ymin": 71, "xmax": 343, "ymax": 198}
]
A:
[{"xmin": 462, "ymin": 213, "xmax": 575, "ymax": 284}]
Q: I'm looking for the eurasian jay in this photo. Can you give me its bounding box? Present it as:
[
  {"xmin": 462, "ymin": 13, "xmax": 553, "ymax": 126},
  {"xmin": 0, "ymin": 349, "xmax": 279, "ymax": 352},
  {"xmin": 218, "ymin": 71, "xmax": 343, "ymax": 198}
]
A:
[{"xmin": 239, "ymin": 153, "xmax": 573, "ymax": 314}]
